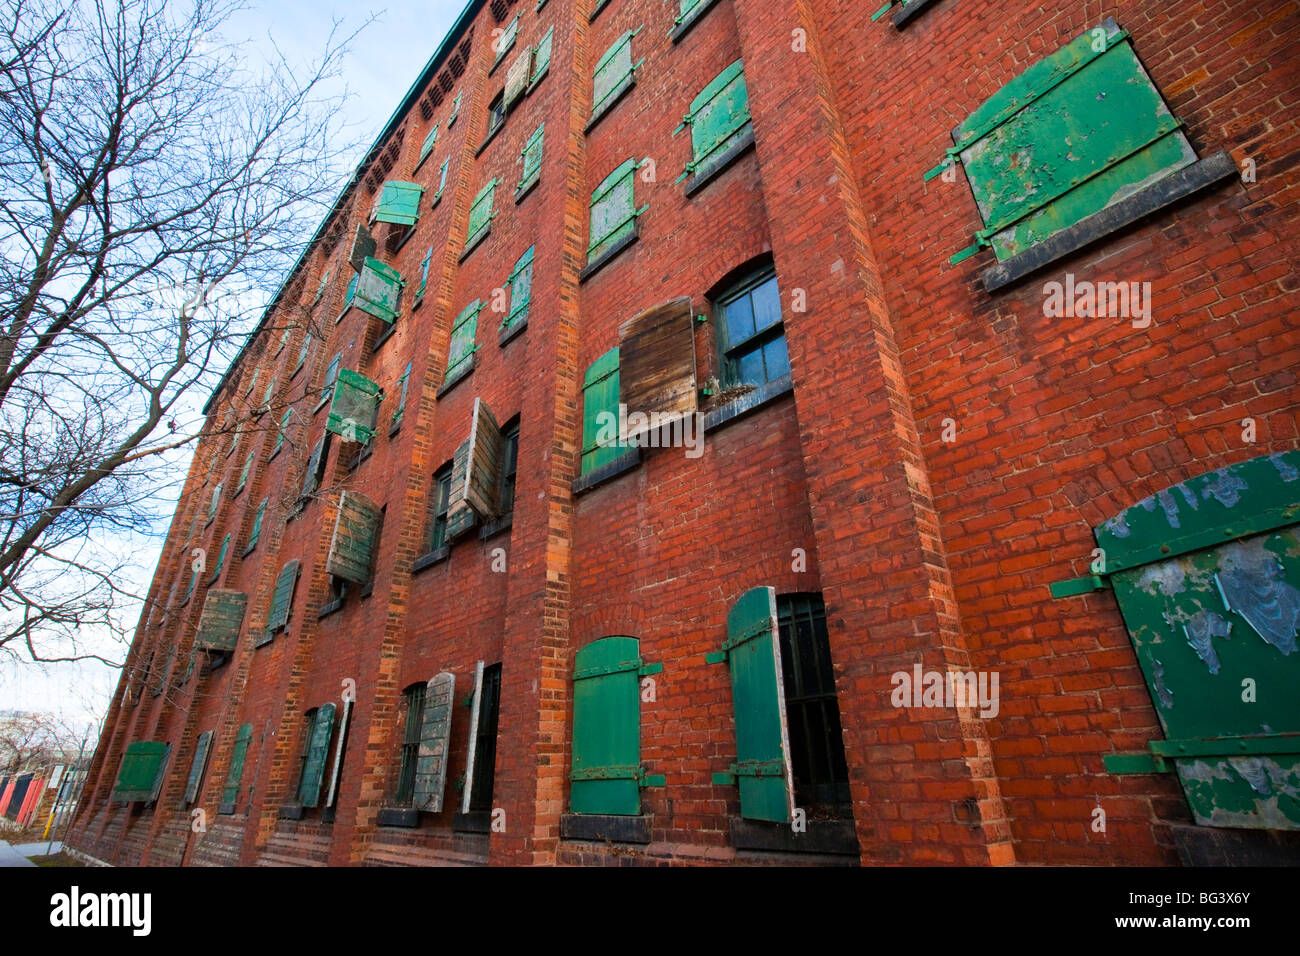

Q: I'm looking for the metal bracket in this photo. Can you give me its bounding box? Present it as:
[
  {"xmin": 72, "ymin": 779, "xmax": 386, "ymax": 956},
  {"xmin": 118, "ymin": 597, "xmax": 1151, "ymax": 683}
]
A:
[{"xmin": 1049, "ymin": 574, "xmax": 1112, "ymax": 598}]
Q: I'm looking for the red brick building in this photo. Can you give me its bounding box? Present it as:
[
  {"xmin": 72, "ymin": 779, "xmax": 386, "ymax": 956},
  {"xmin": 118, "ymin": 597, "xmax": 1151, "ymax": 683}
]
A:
[{"xmin": 66, "ymin": 0, "xmax": 1300, "ymax": 867}]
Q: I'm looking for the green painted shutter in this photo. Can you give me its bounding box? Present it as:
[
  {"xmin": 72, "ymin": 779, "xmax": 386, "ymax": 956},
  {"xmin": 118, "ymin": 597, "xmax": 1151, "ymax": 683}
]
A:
[
  {"xmin": 413, "ymin": 671, "xmax": 456, "ymax": 812},
  {"xmin": 295, "ymin": 333, "xmax": 312, "ymax": 374},
  {"xmin": 391, "ymin": 363, "xmax": 411, "ymax": 427},
  {"xmin": 207, "ymin": 482, "xmax": 222, "ymax": 521},
  {"xmin": 354, "ymin": 257, "xmax": 404, "ymax": 323},
  {"xmin": 517, "ymin": 124, "xmax": 545, "ymax": 195},
  {"xmin": 465, "ymin": 180, "xmax": 498, "ymax": 252},
  {"xmin": 264, "ymin": 559, "xmax": 300, "ymax": 639},
  {"xmin": 113, "ymin": 741, "xmax": 170, "ymax": 802},
  {"xmin": 504, "ymin": 245, "xmax": 535, "ymax": 329},
  {"xmin": 273, "ymin": 409, "xmax": 292, "ymax": 456},
  {"xmin": 237, "ymin": 450, "xmax": 254, "ymax": 493},
  {"xmin": 588, "ymin": 160, "xmax": 645, "ymax": 262},
  {"xmin": 276, "ymin": 326, "xmax": 290, "ymax": 355},
  {"xmin": 448, "ymin": 90, "xmax": 461, "ymax": 126},
  {"xmin": 220, "ymin": 724, "xmax": 253, "ymax": 807},
  {"xmin": 314, "ymin": 269, "xmax": 331, "ymax": 303},
  {"xmin": 248, "ymin": 497, "xmax": 267, "ymax": 550},
  {"xmin": 184, "ymin": 564, "xmax": 199, "ymax": 604},
  {"xmin": 370, "ymin": 180, "xmax": 426, "ymax": 226},
  {"xmin": 939, "ymin": 20, "xmax": 1198, "ymax": 262},
  {"xmin": 680, "ymin": 59, "xmax": 751, "ymax": 180},
  {"xmin": 531, "ymin": 26, "xmax": 554, "ymax": 86},
  {"xmin": 343, "ymin": 273, "xmax": 358, "ymax": 312},
  {"xmin": 348, "ymin": 223, "xmax": 377, "ymax": 272},
  {"xmin": 444, "ymin": 299, "xmax": 483, "ymax": 382},
  {"xmin": 298, "ymin": 703, "xmax": 336, "ymax": 808},
  {"xmin": 212, "ymin": 533, "xmax": 230, "ymax": 578},
  {"xmin": 570, "ymin": 636, "xmax": 642, "ymax": 815},
  {"xmin": 260, "ymin": 375, "xmax": 276, "ymax": 409},
  {"xmin": 195, "ymin": 588, "xmax": 247, "ymax": 652},
  {"xmin": 246, "ymin": 368, "xmax": 260, "ymax": 397},
  {"xmin": 415, "ymin": 246, "xmax": 433, "ymax": 298},
  {"xmin": 581, "ymin": 348, "xmax": 622, "ymax": 474},
  {"xmin": 676, "ymin": 0, "xmax": 704, "ymax": 22},
  {"xmin": 720, "ymin": 586, "xmax": 796, "ymax": 822},
  {"xmin": 327, "ymin": 368, "xmax": 382, "ymax": 443},
  {"xmin": 321, "ymin": 353, "xmax": 340, "ymax": 402},
  {"xmin": 435, "ymin": 158, "xmax": 449, "ymax": 203},
  {"xmin": 493, "ymin": 14, "xmax": 519, "ymax": 64},
  {"xmin": 184, "ymin": 730, "xmax": 214, "ymax": 805},
  {"xmin": 326, "ymin": 491, "xmax": 382, "ymax": 584},
  {"xmin": 591, "ymin": 28, "xmax": 643, "ymax": 121},
  {"xmin": 418, "ymin": 124, "xmax": 439, "ymax": 165},
  {"xmin": 300, "ymin": 436, "xmax": 326, "ymax": 497}
]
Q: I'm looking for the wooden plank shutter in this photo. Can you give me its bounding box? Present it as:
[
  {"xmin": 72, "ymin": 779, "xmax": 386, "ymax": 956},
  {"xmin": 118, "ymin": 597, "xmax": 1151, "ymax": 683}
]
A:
[
  {"xmin": 418, "ymin": 124, "xmax": 439, "ymax": 164},
  {"xmin": 618, "ymin": 296, "xmax": 697, "ymax": 441},
  {"xmin": 465, "ymin": 180, "xmax": 498, "ymax": 249},
  {"xmin": 325, "ymin": 698, "xmax": 352, "ymax": 808},
  {"xmin": 370, "ymin": 180, "xmax": 425, "ymax": 226},
  {"xmin": 721, "ymin": 586, "xmax": 795, "ymax": 822},
  {"xmin": 220, "ymin": 723, "xmax": 253, "ymax": 807},
  {"xmin": 588, "ymin": 159, "xmax": 641, "ymax": 261},
  {"xmin": 326, "ymin": 491, "xmax": 382, "ymax": 584},
  {"xmin": 684, "ymin": 59, "xmax": 751, "ymax": 179},
  {"xmin": 184, "ymin": 730, "xmax": 214, "ymax": 805},
  {"xmin": 300, "ymin": 437, "xmax": 326, "ymax": 497},
  {"xmin": 493, "ymin": 14, "xmax": 518, "ymax": 62},
  {"xmin": 531, "ymin": 26, "xmax": 553, "ymax": 85},
  {"xmin": 298, "ymin": 702, "xmax": 336, "ymax": 808},
  {"xmin": 415, "ymin": 246, "xmax": 433, "ymax": 297},
  {"xmin": 570, "ymin": 637, "xmax": 642, "ymax": 815},
  {"xmin": 413, "ymin": 671, "xmax": 456, "ymax": 812},
  {"xmin": 592, "ymin": 29, "xmax": 641, "ymax": 119},
  {"xmin": 208, "ymin": 482, "xmax": 222, "ymax": 520},
  {"xmin": 447, "ymin": 397, "xmax": 504, "ymax": 531},
  {"xmin": 444, "ymin": 439, "xmax": 476, "ymax": 539},
  {"xmin": 264, "ymin": 559, "xmax": 300, "ymax": 638},
  {"xmin": 504, "ymin": 245, "xmax": 535, "ymax": 328},
  {"xmin": 460, "ymin": 660, "xmax": 485, "ymax": 815},
  {"xmin": 444, "ymin": 299, "xmax": 483, "ymax": 381},
  {"xmin": 248, "ymin": 498, "xmax": 267, "ymax": 550},
  {"xmin": 237, "ymin": 450, "xmax": 255, "ymax": 491},
  {"xmin": 327, "ymin": 368, "xmax": 382, "ymax": 443},
  {"xmin": 195, "ymin": 589, "xmax": 247, "ymax": 652},
  {"xmin": 581, "ymin": 348, "xmax": 621, "ymax": 474},
  {"xmin": 504, "ymin": 46, "xmax": 532, "ymax": 109},
  {"xmin": 517, "ymin": 125, "xmax": 544, "ymax": 195},
  {"xmin": 349, "ymin": 224, "xmax": 377, "ymax": 272},
  {"xmin": 355, "ymin": 257, "xmax": 404, "ymax": 323},
  {"xmin": 113, "ymin": 742, "xmax": 171, "ymax": 802}
]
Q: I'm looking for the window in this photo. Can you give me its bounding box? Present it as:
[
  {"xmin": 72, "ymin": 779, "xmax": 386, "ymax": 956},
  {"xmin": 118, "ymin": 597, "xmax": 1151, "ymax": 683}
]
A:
[
  {"xmin": 677, "ymin": 59, "xmax": 752, "ymax": 187},
  {"xmin": 715, "ymin": 264, "xmax": 788, "ymax": 388},
  {"xmin": 272, "ymin": 408, "xmax": 292, "ymax": 458},
  {"xmin": 434, "ymin": 158, "xmax": 450, "ymax": 205},
  {"xmin": 585, "ymin": 159, "xmax": 646, "ymax": 273},
  {"xmin": 395, "ymin": 683, "xmax": 426, "ymax": 805},
  {"xmin": 209, "ymin": 533, "xmax": 230, "ymax": 583},
  {"xmin": 236, "ymin": 450, "xmax": 255, "ymax": 495},
  {"xmin": 464, "ymin": 180, "xmax": 499, "ymax": 257},
  {"xmin": 466, "ymin": 663, "xmax": 502, "ymax": 813},
  {"xmin": 486, "ymin": 91, "xmax": 506, "ymax": 138},
  {"xmin": 929, "ymin": 19, "xmax": 1234, "ymax": 288},
  {"xmin": 319, "ymin": 353, "xmax": 341, "ymax": 407},
  {"xmin": 444, "ymin": 299, "xmax": 482, "ymax": 385},
  {"xmin": 589, "ymin": 28, "xmax": 643, "ymax": 127},
  {"xmin": 219, "ymin": 723, "xmax": 253, "ymax": 812},
  {"xmin": 417, "ymin": 123, "xmax": 439, "ymax": 167},
  {"xmin": 429, "ymin": 464, "xmax": 453, "ymax": 551},
  {"xmin": 498, "ymin": 420, "xmax": 519, "ymax": 514},
  {"xmin": 581, "ymin": 348, "xmax": 622, "ymax": 475},
  {"xmin": 246, "ymin": 497, "xmax": 267, "ymax": 553},
  {"xmin": 516, "ymin": 125, "xmax": 544, "ymax": 201},
  {"xmin": 295, "ymin": 703, "xmax": 336, "ymax": 808},
  {"xmin": 503, "ymin": 246, "xmax": 534, "ymax": 331},
  {"xmin": 391, "ymin": 363, "xmax": 411, "ymax": 430}
]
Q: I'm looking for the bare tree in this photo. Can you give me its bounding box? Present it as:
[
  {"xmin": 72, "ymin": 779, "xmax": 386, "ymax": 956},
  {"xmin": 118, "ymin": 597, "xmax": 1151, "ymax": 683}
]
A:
[
  {"xmin": 0, "ymin": 708, "xmax": 83, "ymax": 772},
  {"xmin": 0, "ymin": 0, "xmax": 365, "ymax": 664}
]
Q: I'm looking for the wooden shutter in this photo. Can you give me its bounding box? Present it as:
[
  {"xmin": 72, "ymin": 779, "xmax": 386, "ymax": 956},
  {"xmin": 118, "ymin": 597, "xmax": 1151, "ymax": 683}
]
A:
[
  {"xmin": 618, "ymin": 297, "xmax": 697, "ymax": 441},
  {"xmin": 349, "ymin": 224, "xmax": 377, "ymax": 272},
  {"xmin": 445, "ymin": 439, "xmax": 476, "ymax": 539},
  {"xmin": 248, "ymin": 498, "xmax": 267, "ymax": 550},
  {"xmin": 184, "ymin": 730, "xmax": 214, "ymax": 805},
  {"xmin": 415, "ymin": 246, "xmax": 433, "ymax": 297},
  {"xmin": 325, "ymin": 698, "xmax": 352, "ymax": 808},
  {"xmin": 264, "ymin": 560, "xmax": 300, "ymax": 639},
  {"xmin": 682, "ymin": 59, "xmax": 751, "ymax": 179},
  {"xmin": 465, "ymin": 181, "xmax": 498, "ymax": 250},
  {"xmin": 418, "ymin": 124, "xmax": 439, "ymax": 164},
  {"xmin": 570, "ymin": 637, "xmax": 642, "ymax": 815},
  {"xmin": 220, "ymin": 724, "xmax": 253, "ymax": 807},
  {"xmin": 391, "ymin": 364, "xmax": 411, "ymax": 427},
  {"xmin": 588, "ymin": 160, "xmax": 642, "ymax": 261},
  {"xmin": 445, "ymin": 398, "xmax": 504, "ymax": 536},
  {"xmin": 460, "ymin": 660, "xmax": 485, "ymax": 815},
  {"xmin": 370, "ymin": 180, "xmax": 425, "ymax": 226},
  {"xmin": 113, "ymin": 742, "xmax": 170, "ymax": 802},
  {"xmin": 517, "ymin": 125, "xmax": 544, "ymax": 195},
  {"xmin": 504, "ymin": 245, "xmax": 535, "ymax": 328},
  {"xmin": 326, "ymin": 491, "xmax": 382, "ymax": 584},
  {"xmin": 355, "ymin": 257, "xmax": 404, "ymax": 323},
  {"xmin": 327, "ymin": 368, "xmax": 382, "ymax": 443},
  {"xmin": 444, "ymin": 299, "xmax": 483, "ymax": 382},
  {"xmin": 274, "ymin": 409, "xmax": 292, "ymax": 455},
  {"xmin": 208, "ymin": 482, "xmax": 222, "ymax": 520},
  {"xmin": 531, "ymin": 26, "xmax": 553, "ymax": 85},
  {"xmin": 581, "ymin": 348, "xmax": 622, "ymax": 474},
  {"xmin": 493, "ymin": 14, "xmax": 518, "ymax": 62},
  {"xmin": 298, "ymin": 702, "xmax": 336, "ymax": 808},
  {"xmin": 237, "ymin": 450, "xmax": 255, "ymax": 491},
  {"xmin": 720, "ymin": 586, "xmax": 795, "ymax": 822},
  {"xmin": 413, "ymin": 671, "xmax": 456, "ymax": 812},
  {"xmin": 592, "ymin": 29, "xmax": 642, "ymax": 120},
  {"xmin": 448, "ymin": 90, "xmax": 461, "ymax": 125},
  {"xmin": 300, "ymin": 437, "xmax": 326, "ymax": 498},
  {"xmin": 504, "ymin": 46, "xmax": 532, "ymax": 109},
  {"xmin": 195, "ymin": 589, "xmax": 247, "ymax": 652}
]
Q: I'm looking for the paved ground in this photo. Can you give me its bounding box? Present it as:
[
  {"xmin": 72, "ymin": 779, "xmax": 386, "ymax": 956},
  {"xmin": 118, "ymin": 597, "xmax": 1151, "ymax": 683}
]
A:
[
  {"xmin": 12, "ymin": 840, "xmax": 62, "ymax": 856},
  {"xmin": 0, "ymin": 841, "xmax": 36, "ymax": 867}
]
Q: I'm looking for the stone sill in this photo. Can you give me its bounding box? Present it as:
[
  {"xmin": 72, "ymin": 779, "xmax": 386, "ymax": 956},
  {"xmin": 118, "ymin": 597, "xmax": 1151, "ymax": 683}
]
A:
[
  {"xmin": 498, "ymin": 316, "xmax": 527, "ymax": 348},
  {"xmin": 377, "ymin": 806, "xmax": 420, "ymax": 828},
  {"xmin": 573, "ymin": 446, "xmax": 643, "ymax": 496},
  {"xmin": 670, "ymin": 0, "xmax": 722, "ymax": 43},
  {"xmin": 893, "ymin": 0, "xmax": 944, "ymax": 28},
  {"xmin": 702, "ymin": 374, "xmax": 794, "ymax": 434},
  {"xmin": 437, "ymin": 355, "xmax": 476, "ymax": 398},
  {"xmin": 412, "ymin": 545, "xmax": 451, "ymax": 575},
  {"xmin": 560, "ymin": 813, "xmax": 652, "ymax": 844},
  {"xmin": 453, "ymin": 810, "xmax": 491, "ymax": 834},
  {"xmin": 684, "ymin": 130, "xmax": 756, "ymax": 199},
  {"xmin": 478, "ymin": 513, "xmax": 513, "ymax": 541},
  {"xmin": 579, "ymin": 225, "xmax": 638, "ymax": 284},
  {"xmin": 729, "ymin": 817, "xmax": 859, "ymax": 856},
  {"xmin": 585, "ymin": 74, "xmax": 635, "ymax": 134}
]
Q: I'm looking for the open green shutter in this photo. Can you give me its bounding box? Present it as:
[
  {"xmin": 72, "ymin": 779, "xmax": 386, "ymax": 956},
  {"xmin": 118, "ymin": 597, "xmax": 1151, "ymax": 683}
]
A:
[
  {"xmin": 355, "ymin": 257, "xmax": 404, "ymax": 323},
  {"xmin": 418, "ymin": 124, "xmax": 439, "ymax": 165},
  {"xmin": 220, "ymin": 724, "xmax": 253, "ymax": 807},
  {"xmin": 300, "ymin": 437, "xmax": 326, "ymax": 497},
  {"xmin": 370, "ymin": 180, "xmax": 425, "ymax": 226},
  {"xmin": 113, "ymin": 741, "xmax": 170, "ymax": 802},
  {"xmin": 298, "ymin": 702, "xmax": 336, "ymax": 808},
  {"xmin": 719, "ymin": 586, "xmax": 795, "ymax": 822},
  {"xmin": 196, "ymin": 588, "xmax": 246, "ymax": 652},
  {"xmin": 588, "ymin": 160, "xmax": 644, "ymax": 261},
  {"xmin": 184, "ymin": 730, "xmax": 214, "ymax": 805},
  {"xmin": 465, "ymin": 180, "xmax": 498, "ymax": 252},
  {"xmin": 413, "ymin": 671, "xmax": 456, "ymax": 812},
  {"xmin": 326, "ymin": 491, "xmax": 382, "ymax": 585},
  {"xmin": 327, "ymin": 368, "xmax": 382, "ymax": 443},
  {"xmin": 248, "ymin": 498, "xmax": 267, "ymax": 550},
  {"xmin": 444, "ymin": 299, "xmax": 483, "ymax": 382},
  {"xmin": 581, "ymin": 348, "xmax": 622, "ymax": 474},
  {"xmin": 237, "ymin": 450, "xmax": 255, "ymax": 492},
  {"xmin": 415, "ymin": 246, "xmax": 433, "ymax": 298},
  {"xmin": 531, "ymin": 26, "xmax": 554, "ymax": 86},
  {"xmin": 504, "ymin": 245, "xmax": 535, "ymax": 328},
  {"xmin": 571, "ymin": 637, "xmax": 642, "ymax": 815},
  {"xmin": 263, "ymin": 559, "xmax": 300, "ymax": 640},
  {"xmin": 681, "ymin": 59, "xmax": 751, "ymax": 180},
  {"xmin": 391, "ymin": 364, "xmax": 411, "ymax": 427}
]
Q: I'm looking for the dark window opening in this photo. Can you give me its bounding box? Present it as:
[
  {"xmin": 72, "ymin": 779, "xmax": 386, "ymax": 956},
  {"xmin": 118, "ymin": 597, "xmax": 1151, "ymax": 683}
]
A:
[
  {"xmin": 468, "ymin": 663, "xmax": 502, "ymax": 812},
  {"xmin": 715, "ymin": 265, "xmax": 789, "ymax": 388},
  {"xmin": 395, "ymin": 683, "xmax": 426, "ymax": 806},
  {"xmin": 429, "ymin": 464, "xmax": 453, "ymax": 551},
  {"xmin": 487, "ymin": 92, "xmax": 506, "ymax": 137},
  {"xmin": 498, "ymin": 420, "xmax": 519, "ymax": 514}
]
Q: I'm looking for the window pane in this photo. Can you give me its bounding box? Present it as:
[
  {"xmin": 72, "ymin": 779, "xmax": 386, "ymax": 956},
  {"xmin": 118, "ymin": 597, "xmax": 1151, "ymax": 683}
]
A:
[
  {"xmin": 723, "ymin": 293, "xmax": 755, "ymax": 347},
  {"xmin": 750, "ymin": 275, "xmax": 781, "ymax": 333},
  {"xmin": 762, "ymin": 335, "xmax": 790, "ymax": 382},
  {"xmin": 735, "ymin": 346, "xmax": 764, "ymax": 386}
]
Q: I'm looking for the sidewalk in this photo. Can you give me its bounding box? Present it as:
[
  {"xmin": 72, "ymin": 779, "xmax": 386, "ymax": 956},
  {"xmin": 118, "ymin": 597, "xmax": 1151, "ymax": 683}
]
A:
[{"xmin": 0, "ymin": 841, "xmax": 36, "ymax": 867}]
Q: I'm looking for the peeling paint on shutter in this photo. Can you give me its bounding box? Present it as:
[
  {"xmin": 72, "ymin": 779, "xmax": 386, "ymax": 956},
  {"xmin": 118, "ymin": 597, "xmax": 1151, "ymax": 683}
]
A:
[
  {"xmin": 493, "ymin": 14, "xmax": 519, "ymax": 64},
  {"xmin": 263, "ymin": 559, "xmax": 300, "ymax": 641},
  {"xmin": 354, "ymin": 257, "xmax": 404, "ymax": 323},
  {"xmin": 571, "ymin": 637, "xmax": 642, "ymax": 815},
  {"xmin": 327, "ymin": 368, "xmax": 382, "ymax": 443},
  {"xmin": 418, "ymin": 124, "xmax": 439, "ymax": 165},
  {"xmin": 415, "ymin": 246, "xmax": 433, "ymax": 298},
  {"xmin": 447, "ymin": 398, "xmax": 504, "ymax": 535},
  {"xmin": 720, "ymin": 586, "xmax": 796, "ymax": 823},
  {"xmin": 370, "ymin": 180, "xmax": 426, "ymax": 226},
  {"xmin": 220, "ymin": 724, "xmax": 253, "ymax": 807},
  {"xmin": 581, "ymin": 348, "xmax": 622, "ymax": 475},
  {"xmin": 530, "ymin": 26, "xmax": 553, "ymax": 87},
  {"xmin": 298, "ymin": 702, "xmax": 336, "ymax": 808},
  {"xmin": 618, "ymin": 297, "xmax": 697, "ymax": 442},
  {"xmin": 517, "ymin": 125, "xmax": 544, "ymax": 197},
  {"xmin": 445, "ymin": 439, "xmax": 476, "ymax": 539},
  {"xmin": 237, "ymin": 450, "xmax": 255, "ymax": 492},
  {"xmin": 504, "ymin": 46, "xmax": 532, "ymax": 109},
  {"xmin": 184, "ymin": 730, "xmax": 214, "ymax": 805},
  {"xmin": 391, "ymin": 363, "xmax": 411, "ymax": 428},
  {"xmin": 195, "ymin": 589, "xmax": 247, "ymax": 652},
  {"xmin": 326, "ymin": 491, "xmax": 382, "ymax": 585},
  {"xmin": 591, "ymin": 28, "xmax": 643, "ymax": 122},
  {"xmin": 504, "ymin": 245, "xmax": 535, "ymax": 329},
  {"xmin": 461, "ymin": 660, "xmax": 485, "ymax": 815},
  {"xmin": 465, "ymin": 180, "xmax": 499, "ymax": 252},
  {"xmin": 679, "ymin": 59, "xmax": 751, "ymax": 181},
  {"xmin": 444, "ymin": 299, "xmax": 483, "ymax": 382},
  {"xmin": 348, "ymin": 224, "xmax": 377, "ymax": 273},
  {"xmin": 588, "ymin": 159, "xmax": 645, "ymax": 262},
  {"xmin": 413, "ymin": 672, "xmax": 455, "ymax": 812}
]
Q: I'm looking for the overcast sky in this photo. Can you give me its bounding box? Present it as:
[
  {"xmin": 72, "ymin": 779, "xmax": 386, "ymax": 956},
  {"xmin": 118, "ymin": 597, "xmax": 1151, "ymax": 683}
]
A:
[{"xmin": 0, "ymin": 0, "xmax": 467, "ymax": 737}]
